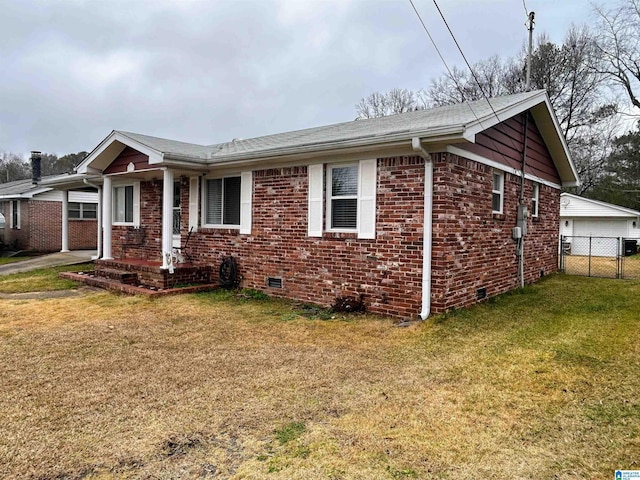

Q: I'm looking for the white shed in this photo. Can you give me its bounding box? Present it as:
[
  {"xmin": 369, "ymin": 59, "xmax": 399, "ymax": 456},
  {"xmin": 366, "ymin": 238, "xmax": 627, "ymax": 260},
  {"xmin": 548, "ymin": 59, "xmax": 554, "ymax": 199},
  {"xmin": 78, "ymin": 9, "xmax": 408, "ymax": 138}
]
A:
[{"xmin": 560, "ymin": 193, "xmax": 640, "ymax": 257}]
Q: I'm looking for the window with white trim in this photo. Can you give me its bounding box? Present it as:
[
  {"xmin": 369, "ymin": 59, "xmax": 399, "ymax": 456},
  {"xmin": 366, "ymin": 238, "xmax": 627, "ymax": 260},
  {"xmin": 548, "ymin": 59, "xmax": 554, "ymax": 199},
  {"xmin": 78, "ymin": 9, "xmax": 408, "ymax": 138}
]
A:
[
  {"xmin": 203, "ymin": 176, "xmax": 241, "ymax": 227},
  {"xmin": 531, "ymin": 183, "xmax": 540, "ymax": 217},
  {"xmin": 114, "ymin": 185, "xmax": 134, "ymax": 224},
  {"xmin": 327, "ymin": 164, "xmax": 358, "ymax": 230},
  {"xmin": 69, "ymin": 202, "xmax": 97, "ymax": 220},
  {"xmin": 492, "ymin": 171, "xmax": 504, "ymax": 214},
  {"xmin": 10, "ymin": 200, "xmax": 20, "ymax": 229}
]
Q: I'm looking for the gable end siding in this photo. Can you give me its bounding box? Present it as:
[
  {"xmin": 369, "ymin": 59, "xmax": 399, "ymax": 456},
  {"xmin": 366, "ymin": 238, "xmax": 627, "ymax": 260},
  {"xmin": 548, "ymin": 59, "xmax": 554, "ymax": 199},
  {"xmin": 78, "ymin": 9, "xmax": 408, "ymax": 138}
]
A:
[
  {"xmin": 104, "ymin": 146, "xmax": 151, "ymax": 175},
  {"xmin": 460, "ymin": 113, "xmax": 561, "ymax": 184}
]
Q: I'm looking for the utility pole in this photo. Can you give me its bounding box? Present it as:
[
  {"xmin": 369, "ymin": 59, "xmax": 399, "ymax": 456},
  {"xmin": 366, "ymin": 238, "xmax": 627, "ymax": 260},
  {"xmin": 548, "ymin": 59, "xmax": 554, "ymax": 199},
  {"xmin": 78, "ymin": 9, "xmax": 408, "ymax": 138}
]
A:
[{"xmin": 525, "ymin": 11, "xmax": 535, "ymax": 91}]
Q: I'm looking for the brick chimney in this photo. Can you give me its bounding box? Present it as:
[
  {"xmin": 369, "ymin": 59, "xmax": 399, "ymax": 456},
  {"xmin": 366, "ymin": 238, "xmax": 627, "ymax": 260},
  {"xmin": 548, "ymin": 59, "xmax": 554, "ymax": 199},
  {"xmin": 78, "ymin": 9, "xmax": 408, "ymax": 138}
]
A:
[{"xmin": 31, "ymin": 151, "xmax": 41, "ymax": 184}]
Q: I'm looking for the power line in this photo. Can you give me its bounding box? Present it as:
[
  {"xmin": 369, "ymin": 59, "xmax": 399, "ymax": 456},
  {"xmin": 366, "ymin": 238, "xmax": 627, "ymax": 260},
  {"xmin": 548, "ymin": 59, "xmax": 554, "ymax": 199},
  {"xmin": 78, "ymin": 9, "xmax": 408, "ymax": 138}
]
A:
[
  {"xmin": 407, "ymin": 0, "xmax": 467, "ymax": 104},
  {"xmin": 408, "ymin": 0, "xmax": 528, "ymax": 173},
  {"xmin": 432, "ymin": 1, "xmax": 492, "ymax": 108},
  {"xmin": 431, "ymin": 0, "xmax": 525, "ymax": 152}
]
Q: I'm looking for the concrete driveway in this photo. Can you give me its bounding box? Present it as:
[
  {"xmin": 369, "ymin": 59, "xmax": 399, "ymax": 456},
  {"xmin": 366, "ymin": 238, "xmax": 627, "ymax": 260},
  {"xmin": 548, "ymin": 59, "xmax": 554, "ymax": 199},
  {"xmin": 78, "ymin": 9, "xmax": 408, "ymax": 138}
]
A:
[{"xmin": 0, "ymin": 250, "xmax": 95, "ymax": 275}]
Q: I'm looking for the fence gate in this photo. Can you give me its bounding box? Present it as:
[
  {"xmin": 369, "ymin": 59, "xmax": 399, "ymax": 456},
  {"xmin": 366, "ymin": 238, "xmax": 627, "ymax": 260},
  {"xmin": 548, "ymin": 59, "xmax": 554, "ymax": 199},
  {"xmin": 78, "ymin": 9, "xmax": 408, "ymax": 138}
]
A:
[{"xmin": 560, "ymin": 236, "xmax": 639, "ymax": 279}]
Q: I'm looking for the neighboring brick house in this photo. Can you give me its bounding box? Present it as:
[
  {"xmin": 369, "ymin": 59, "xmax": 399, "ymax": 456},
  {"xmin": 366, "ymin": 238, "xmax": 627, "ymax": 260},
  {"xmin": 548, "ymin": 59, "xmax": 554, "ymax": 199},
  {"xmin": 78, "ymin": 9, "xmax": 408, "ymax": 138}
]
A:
[
  {"xmin": 0, "ymin": 178, "xmax": 98, "ymax": 252},
  {"xmin": 51, "ymin": 90, "xmax": 579, "ymax": 319}
]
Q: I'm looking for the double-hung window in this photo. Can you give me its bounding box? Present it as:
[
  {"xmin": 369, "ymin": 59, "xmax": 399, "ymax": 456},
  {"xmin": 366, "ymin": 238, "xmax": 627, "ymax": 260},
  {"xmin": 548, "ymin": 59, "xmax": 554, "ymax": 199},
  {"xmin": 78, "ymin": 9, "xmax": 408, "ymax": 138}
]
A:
[
  {"xmin": 308, "ymin": 159, "xmax": 376, "ymax": 239},
  {"xmin": 114, "ymin": 185, "xmax": 134, "ymax": 224},
  {"xmin": 69, "ymin": 202, "xmax": 97, "ymax": 220},
  {"xmin": 531, "ymin": 183, "xmax": 540, "ymax": 217},
  {"xmin": 204, "ymin": 176, "xmax": 241, "ymax": 227},
  {"xmin": 328, "ymin": 164, "xmax": 358, "ymax": 230},
  {"xmin": 492, "ymin": 170, "xmax": 504, "ymax": 214}
]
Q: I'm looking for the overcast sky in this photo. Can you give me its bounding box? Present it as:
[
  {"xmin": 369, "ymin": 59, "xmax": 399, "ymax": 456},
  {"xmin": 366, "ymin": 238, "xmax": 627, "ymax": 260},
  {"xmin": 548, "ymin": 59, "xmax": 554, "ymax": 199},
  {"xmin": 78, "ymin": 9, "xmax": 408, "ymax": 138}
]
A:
[{"xmin": 0, "ymin": 0, "xmax": 611, "ymax": 157}]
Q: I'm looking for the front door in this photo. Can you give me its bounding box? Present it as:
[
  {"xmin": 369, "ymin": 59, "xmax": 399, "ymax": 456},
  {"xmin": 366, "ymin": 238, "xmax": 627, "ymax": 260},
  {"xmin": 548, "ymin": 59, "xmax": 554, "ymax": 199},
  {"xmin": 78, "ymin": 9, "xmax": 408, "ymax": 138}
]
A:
[{"xmin": 172, "ymin": 181, "xmax": 181, "ymax": 248}]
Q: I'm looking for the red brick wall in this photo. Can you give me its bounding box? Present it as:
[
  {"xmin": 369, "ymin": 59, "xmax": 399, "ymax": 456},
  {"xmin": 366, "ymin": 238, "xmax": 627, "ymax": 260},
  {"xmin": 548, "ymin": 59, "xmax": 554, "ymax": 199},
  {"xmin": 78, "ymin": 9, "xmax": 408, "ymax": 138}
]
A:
[
  {"xmin": 0, "ymin": 200, "xmax": 97, "ymax": 252},
  {"xmin": 430, "ymin": 152, "xmax": 559, "ymax": 312},
  {"xmin": 29, "ymin": 201, "xmax": 98, "ymax": 252},
  {"xmin": 119, "ymin": 153, "xmax": 559, "ymax": 319},
  {"xmin": 112, "ymin": 180, "xmax": 162, "ymax": 260},
  {"xmin": 181, "ymin": 159, "xmax": 426, "ymax": 319}
]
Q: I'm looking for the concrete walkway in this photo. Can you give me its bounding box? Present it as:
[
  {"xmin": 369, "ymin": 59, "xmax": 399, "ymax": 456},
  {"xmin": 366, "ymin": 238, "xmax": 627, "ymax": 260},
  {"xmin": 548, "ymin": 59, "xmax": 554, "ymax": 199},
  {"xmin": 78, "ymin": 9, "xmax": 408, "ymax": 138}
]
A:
[{"xmin": 0, "ymin": 250, "xmax": 96, "ymax": 275}]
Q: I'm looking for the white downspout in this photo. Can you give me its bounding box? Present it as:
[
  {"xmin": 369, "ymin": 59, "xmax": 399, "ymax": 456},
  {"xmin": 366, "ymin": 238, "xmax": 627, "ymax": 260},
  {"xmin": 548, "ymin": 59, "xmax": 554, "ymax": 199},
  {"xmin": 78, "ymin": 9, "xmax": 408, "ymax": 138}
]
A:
[{"xmin": 412, "ymin": 137, "xmax": 433, "ymax": 320}]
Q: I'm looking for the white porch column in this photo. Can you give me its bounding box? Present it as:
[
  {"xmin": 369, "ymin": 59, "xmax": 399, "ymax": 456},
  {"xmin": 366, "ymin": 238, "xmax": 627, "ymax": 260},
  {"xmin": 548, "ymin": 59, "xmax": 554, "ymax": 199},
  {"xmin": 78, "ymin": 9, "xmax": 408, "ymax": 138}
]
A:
[
  {"xmin": 95, "ymin": 186, "xmax": 103, "ymax": 259},
  {"xmin": 161, "ymin": 169, "xmax": 174, "ymax": 269},
  {"xmin": 61, "ymin": 190, "xmax": 70, "ymax": 252},
  {"xmin": 102, "ymin": 176, "xmax": 113, "ymax": 260}
]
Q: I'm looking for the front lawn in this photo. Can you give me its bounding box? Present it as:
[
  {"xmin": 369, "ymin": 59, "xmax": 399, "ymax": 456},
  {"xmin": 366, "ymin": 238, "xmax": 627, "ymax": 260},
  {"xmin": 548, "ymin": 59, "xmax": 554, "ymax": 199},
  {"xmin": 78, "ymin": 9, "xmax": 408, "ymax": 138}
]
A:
[{"xmin": 0, "ymin": 273, "xmax": 638, "ymax": 479}]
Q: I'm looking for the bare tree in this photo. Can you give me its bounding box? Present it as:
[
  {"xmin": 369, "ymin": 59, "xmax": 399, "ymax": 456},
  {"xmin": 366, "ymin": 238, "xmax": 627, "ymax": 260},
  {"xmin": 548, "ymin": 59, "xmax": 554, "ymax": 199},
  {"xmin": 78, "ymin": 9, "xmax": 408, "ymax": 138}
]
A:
[
  {"xmin": 0, "ymin": 151, "xmax": 29, "ymax": 183},
  {"xmin": 356, "ymin": 88, "xmax": 421, "ymax": 119},
  {"xmin": 593, "ymin": 0, "xmax": 640, "ymax": 110},
  {"xmin": 426, "ymin": 55, "xmax": 521, "ymax": 107}
]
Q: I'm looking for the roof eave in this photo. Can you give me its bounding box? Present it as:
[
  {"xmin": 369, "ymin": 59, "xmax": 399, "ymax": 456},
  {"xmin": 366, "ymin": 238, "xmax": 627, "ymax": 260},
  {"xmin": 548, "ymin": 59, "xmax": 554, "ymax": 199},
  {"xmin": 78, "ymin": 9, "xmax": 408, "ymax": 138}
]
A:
[
  {"xmin": 76, "ymin": 131, "xmax": 164, "ymax": 174},
  {"xmin": 203, "ymin": 126, "xmax": 467, "ymax": 167}
]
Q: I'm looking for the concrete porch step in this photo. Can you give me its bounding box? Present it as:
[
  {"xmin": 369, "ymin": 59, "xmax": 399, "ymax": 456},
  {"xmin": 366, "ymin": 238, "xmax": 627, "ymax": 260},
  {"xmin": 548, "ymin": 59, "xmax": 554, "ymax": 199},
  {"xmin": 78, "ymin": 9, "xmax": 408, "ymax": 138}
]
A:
[{"xmin": 95, "ymin": 267, "xmax": 139, "ymax": 285}]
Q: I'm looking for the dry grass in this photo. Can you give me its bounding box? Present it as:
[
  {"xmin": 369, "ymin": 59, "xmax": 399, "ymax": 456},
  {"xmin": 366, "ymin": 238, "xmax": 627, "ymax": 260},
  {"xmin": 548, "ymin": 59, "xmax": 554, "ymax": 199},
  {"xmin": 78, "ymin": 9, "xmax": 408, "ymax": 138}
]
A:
[
  {"xmin": 0, "ymin": 263, "xmax": 94, "ymax": 293},
  {"xmin": 1, "ymin": 274, "xmax": 639, "ymax": 479},
  {"xmin": 564, "ymin": 254, "xmax": 640, "ymax": 278}
]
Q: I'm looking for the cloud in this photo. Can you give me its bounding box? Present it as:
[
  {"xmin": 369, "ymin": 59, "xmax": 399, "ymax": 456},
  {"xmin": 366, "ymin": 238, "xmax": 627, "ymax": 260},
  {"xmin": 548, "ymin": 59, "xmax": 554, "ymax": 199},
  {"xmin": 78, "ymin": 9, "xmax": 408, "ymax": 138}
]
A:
[{"xmin": 0, "ymin": 0, "xmax": 597, "ymax": 156}]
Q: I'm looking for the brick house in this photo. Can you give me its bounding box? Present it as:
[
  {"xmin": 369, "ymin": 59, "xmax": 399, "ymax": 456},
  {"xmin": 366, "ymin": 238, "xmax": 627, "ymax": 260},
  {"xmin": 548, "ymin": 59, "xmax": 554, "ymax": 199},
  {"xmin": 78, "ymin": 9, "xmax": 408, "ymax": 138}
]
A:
[
  {"xmin": 52, "ymin": 90, "xmax": 578, "ymax": 319},
  {"xmin": 0, "ymin": 178, "xmax": 98, "ymax": 252}
]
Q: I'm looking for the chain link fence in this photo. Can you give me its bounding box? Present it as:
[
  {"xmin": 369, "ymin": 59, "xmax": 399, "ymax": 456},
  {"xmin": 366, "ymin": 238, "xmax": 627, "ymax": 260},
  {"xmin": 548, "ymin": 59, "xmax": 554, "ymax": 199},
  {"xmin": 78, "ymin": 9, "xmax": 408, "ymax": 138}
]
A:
[{"xmin": 560, "ymin": 236, "xmax": 640, "ymax": 279}]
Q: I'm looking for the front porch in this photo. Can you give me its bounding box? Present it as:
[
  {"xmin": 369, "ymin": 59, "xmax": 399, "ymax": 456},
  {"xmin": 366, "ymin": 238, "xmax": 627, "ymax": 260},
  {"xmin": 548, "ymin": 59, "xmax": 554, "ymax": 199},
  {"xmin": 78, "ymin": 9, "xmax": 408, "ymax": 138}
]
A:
[{"xmin": 60, "ymin": 257, "xmax": 216, "ymax": 296}]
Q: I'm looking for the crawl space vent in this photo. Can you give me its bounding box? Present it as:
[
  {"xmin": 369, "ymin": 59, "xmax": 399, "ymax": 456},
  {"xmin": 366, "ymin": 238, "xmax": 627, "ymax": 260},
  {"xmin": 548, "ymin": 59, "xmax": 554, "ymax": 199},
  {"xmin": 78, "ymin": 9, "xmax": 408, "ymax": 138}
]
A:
[
  {"xmin": 476, "ymin": 287, "xmax": 487, "ymax": 300},
  {"xmin": 267, "ymin": 277, "xmax": 283, "ymax": 289}
]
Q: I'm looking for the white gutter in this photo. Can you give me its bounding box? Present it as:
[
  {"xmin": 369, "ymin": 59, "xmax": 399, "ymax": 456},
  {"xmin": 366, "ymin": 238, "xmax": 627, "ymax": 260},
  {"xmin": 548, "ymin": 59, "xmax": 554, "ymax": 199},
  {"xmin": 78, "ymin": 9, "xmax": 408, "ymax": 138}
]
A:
[{"xmin": 412, "ymin": 137, "xmax": 433, "ymax": 320}]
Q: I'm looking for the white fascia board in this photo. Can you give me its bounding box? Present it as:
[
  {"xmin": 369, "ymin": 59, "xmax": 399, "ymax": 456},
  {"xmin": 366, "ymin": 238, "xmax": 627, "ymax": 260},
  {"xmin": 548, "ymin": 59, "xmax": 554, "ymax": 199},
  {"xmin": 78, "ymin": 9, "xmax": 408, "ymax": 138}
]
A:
[
  {"xmin": 447, "ymin": 146, "xmax": 562, "ymax": 190},
  {"xmin": 77, "ymin": 131, "xmax": 164, "ymax": 173},
  {"xmin": 462, "ymin": 91, "xmax": 548, "ymax": 140}
]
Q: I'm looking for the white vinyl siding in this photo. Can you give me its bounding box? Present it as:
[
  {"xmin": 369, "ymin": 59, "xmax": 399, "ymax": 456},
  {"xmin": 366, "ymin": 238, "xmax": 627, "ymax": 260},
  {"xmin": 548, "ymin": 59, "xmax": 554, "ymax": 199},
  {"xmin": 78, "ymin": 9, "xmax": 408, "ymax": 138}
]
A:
[{"xmin": 492, "ymin": 171, "xmax": 504, "ymax": 214}]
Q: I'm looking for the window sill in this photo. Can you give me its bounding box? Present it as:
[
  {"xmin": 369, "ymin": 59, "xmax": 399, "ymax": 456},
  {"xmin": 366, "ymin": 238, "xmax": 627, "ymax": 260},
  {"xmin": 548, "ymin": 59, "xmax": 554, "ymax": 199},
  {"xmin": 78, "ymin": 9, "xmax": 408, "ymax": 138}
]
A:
[
  {"xmin": 323, "ymin": 231, "xmax": 359, "ymax": 240},
  {"xmin": 492, "ymin": 213, "xmax": 506, "ymax": 221},
  {"xmin": 532, "ymin": 216, "xmax": 540, "ymax": 223},
  {"xmin": 200, "ymin": 227, "xmax": 240, "ymax": 235}
]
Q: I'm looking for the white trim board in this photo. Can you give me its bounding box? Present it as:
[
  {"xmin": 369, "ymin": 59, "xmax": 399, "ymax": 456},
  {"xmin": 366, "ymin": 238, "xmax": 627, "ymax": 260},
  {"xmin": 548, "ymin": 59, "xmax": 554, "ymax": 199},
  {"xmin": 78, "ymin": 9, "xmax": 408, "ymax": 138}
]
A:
[{"xmin": 446, "ymin": 145, "xmax": 562, "ymax": 190}]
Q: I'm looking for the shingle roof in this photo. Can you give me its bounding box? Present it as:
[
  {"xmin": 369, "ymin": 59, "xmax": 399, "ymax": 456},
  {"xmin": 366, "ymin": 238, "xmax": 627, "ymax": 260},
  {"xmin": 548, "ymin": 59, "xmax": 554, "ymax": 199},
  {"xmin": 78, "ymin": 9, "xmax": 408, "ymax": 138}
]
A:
[
  {"xmin": 210, "ymin": 90, "xmax": 542, "ymax": 159},
  {"xmin": 0, "ymin": 177, "xmax": 53, "ymax": 198},
  {"xmin": 115, "ymin": 131, "xmax": 212, "ymax": 160},
  {"xmin": 114, "ymin": 90, "xmax": 545, "ymax": 162}
]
